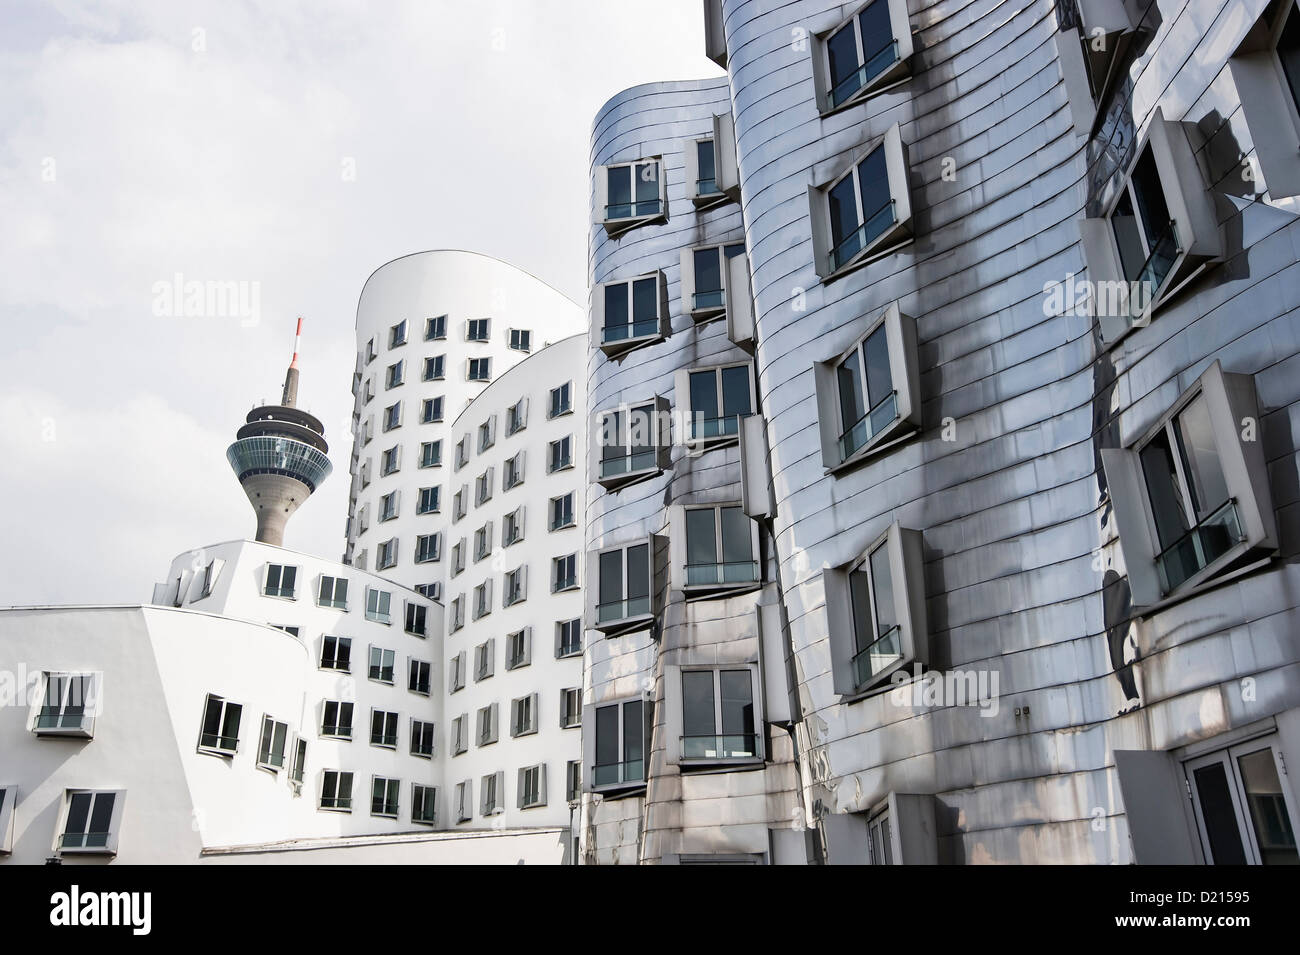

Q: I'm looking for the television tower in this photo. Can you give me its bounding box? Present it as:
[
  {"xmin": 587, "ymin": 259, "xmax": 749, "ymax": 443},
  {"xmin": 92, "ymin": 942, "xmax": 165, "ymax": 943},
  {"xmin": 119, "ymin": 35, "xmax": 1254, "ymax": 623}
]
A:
[{"xmin": 226, "ymin": 318, "xmax": 332, "ymax": 546}]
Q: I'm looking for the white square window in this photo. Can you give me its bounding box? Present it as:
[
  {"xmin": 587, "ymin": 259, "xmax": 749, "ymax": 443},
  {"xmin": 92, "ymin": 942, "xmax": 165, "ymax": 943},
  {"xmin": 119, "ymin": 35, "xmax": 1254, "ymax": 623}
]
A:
[
  {"xmin": 321, "ymin": 700, "xmax": 354, "ymax": 739},
  {"xmin": 57, "ymin": 789, "xmax": 125, "ymax": 855},
  {"xmin": 476, "ymin": 702, "xmax": 499, "ymax": 746},
  {"xmin": 467, "ymin": 318, "xmax": 490, "ymax": 342},
  {"xmin": 424, "ymin": 355, "xmax": 446, "ymax": 381},
  {"xmin": 425, "ymin": 315, "xmax": 447, "ymax": 340},
  {"xmin": 812, "ymin": 300, "xmax": 921, "ymax": 471},
  {"xmin": 320, "ymin": 770, "xmax": 353, "ymax": 812},
  {"xmin": 198, "ymin": 693, "xmax": 242, "ymax": 755},
  {"xmin": 389, "ymin": 320, "xmax": 408, "ymax": 348},
  {"xmin": 677, "ymin": 667, "xmax": 761, "ymax": 762},
  {"xmin": 416, "ymin": 533, "xmax": 441, "ymax": 563},
  {"xmin": 475, "ymin": 638, "xmax": 496, "ymax": 681},
  {"xmin": 32, "ymin": 671, "xmax": 100, "ymax": 738},
  {"xmin": 478, "ymin": 416, "xmax": 496, "ymax": 453},
  {"xmin": 504, "ymin": 565, "xmax": 527, "ymax": 607},
  {"xmin": 507, "ymin": 396, "xmax": 529, "ymax": 434},
  {"xmin": 368, "ymin": 645, "xmax": 396, "ymax": 684},
  {"xmin": 503, "ymin": 506, "xmax": 526, "ymax": 547},
  {"xmin": 320, "ymin": 635, "xmax": 351, "ymax": 672},
  {"xmin": 405, "ymin": 600, "xmax": 428, "ymax": 636},
  {"xmin": 677, "ymin": 504, "xmax": 761, "ymax": 595},
  {"xmin": 548, "ymin": 435, "xmax": 573, "ymax": 473},
  {"xmin": 468, "ymin": 357, "xmax": 492, "ymax": 381},
  {"xmin": 596, "ymin": 158, "xmax": 667, "ymax": 237},
  {"xmin": 408, "ymin": 658, "xmax": 432, "ymax": 695},
  {"xmin": 556, "ymin": 619, "xmax": 582, "ymax": 658},
  {"xmin": 518, "ymin": 764, "xmax": 547, "ymax": 809},
  {"xmin": 511, "ymin": 693, "xmax": 539, "ymax": 737},
  {"xmin": 480, "ymin": 770, "xmax": 505, "ymax": 815},
  {"xmin": 552, "ymin": 554, "xmax": 578, "ymax": 593},
  {"xmin": 381, "ymin": 445, "xmax": 401, "ymax": 475},
  {"xmin": 264, "ymin": 563, "xmax": 298, "ymax": 599},
  {"xmin": 420, "ymin": 440, "xmax": 442, "ymax": 468},
  {"xmin": 504, "ymin": 450, "xmax": 525, "ymax": 490},
  {"xmin": 1101, "ymin": 362, "xmax": 1276, "ymax": 609},
  {"xmin": 809, "ymin": 124, "xmax": 912, "ymax": 280},
  {"xmin": 421, "ymin": 395, "xmax": 445, "ymax": 423},
  {"xmin": 593, "ymin": 271, "xmax": 669, "ymax": 357},
  {"xmin": 683, "ymin": 113, "xmax": 739, "ymax": 207},
  {"xmin": 550, "ymin": 493, "xmax": 575, "ymax": 531},
  {"xmin": 476, "ymin": 468, "xmax": 495, "ymax": 506},
  {"xmin": 411, "ymin": 719, "xmax": 436, "ymax": 758},
  {"xmin": 812, "ymin": 0, "xmax": 913, "ymax": 114},
  {"xmin": 365, "ymin": 587, "xmax": 392, "ymax": 623},
  {"xmin": 417, "ymin": 486, "xmax": 441, "ymax": 515},
  {"xmin": 450, "ymin": 595, "xmax": 465, "ymax": 632},
  {"xmin": 317, "ymin": 574, "xmax": 348, "ymax": 609},
  {"xmin": 509, "ymin": 328, "xmax": 531, "ymax": 352},
  {"xmin": 588, "ymin": 697, "xmax": 648, "ymax": 792},
  {"xmin": 371, "ymin": 775, "xmax": 400, "ymax": 817},
  {"xmin": 823, "ymin": 522, "xmax": 928, "ymax": 695},
  {"xmin": 506, "ymin": 627, "xmax": 532, "ymax": 670},
  {"xmin": 474, "ymin": 522, "xmax": 494, "ymax": 562},
  {"xmin": 549, "ymin": 382, "xmax": 573, "ymax": 418},
  {"xmin": 370, "ymin": 709, "xmax": 399, "ymax": 748},
  {"xmin": 380, "ymin": 490, "xmax": 399, "ymax": 521},
  {"xmin": 473, "ymin": 579, "xmax": 493, "ymax": 619},
  {"xmin": 451, "ymin": 715, "xmax": 468, "ymax": 756},
  {"xmin": 560, "ymin": 688, "xmax": 582, "ymax": 729},
  {"xmin": 449, "ymin": 651, "xmax": 467, "ymax": 692},
  {"xmin": 412, "ymin": 783, "xmax": 437, "ymax": 825},
  {"xmin": 376, "ymin": 537, "xmax": 397, "ymax": 570},
  {"xmin": 385, "ymin": 361, "xmax": 404, "ymax": 390},
  {"xmin": 257, "ymin": 715, "xmax": 290, "ymax": 772}
]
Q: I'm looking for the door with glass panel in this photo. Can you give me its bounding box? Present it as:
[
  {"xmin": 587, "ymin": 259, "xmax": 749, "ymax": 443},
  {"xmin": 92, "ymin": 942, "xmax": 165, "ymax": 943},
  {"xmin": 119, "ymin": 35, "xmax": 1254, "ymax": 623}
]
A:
[{"xmin": 1185, "ymin": 737, "xmax": 1299, "ymax": 865}]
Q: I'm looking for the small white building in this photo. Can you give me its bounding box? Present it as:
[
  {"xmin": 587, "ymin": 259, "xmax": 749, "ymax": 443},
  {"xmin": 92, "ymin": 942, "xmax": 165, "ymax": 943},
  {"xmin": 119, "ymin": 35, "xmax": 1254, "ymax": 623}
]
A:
[{"xmin": 0, "ymin": 540, "xmax": 568, "ymax": 864}]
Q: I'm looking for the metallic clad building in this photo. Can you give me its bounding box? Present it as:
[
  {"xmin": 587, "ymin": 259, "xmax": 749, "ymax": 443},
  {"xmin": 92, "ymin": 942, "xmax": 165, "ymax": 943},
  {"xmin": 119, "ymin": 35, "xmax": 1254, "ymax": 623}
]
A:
[{"xmin": 582, "ymin": 0, "xmax": 1300, "ymax": 863}]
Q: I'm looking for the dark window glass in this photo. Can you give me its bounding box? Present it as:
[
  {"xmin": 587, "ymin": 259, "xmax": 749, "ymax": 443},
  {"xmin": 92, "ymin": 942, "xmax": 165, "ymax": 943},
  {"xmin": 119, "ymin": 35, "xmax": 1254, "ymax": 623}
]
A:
[
  {"xmin": 1194, "ymin": 762, "xmax": 1248, "ymax": 864},
  {"xmin": 720, "ymin": 670, "xmax": 754, "ymax": 738},
  {"xmin": 1280, "ymin": 5, "xmax": 1300, "ymax": 112},
  {"xmin": 682, "ymin": 671, "xmax": 715, "ymax": 739},
  {"xmin": 863, "ymin": 325, "xmax": 893, "ymax": 410}
]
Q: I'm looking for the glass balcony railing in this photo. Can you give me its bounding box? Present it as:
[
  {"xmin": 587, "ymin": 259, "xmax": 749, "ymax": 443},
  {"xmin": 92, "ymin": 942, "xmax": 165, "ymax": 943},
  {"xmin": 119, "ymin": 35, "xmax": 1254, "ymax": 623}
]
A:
[
  {"xmin": 372, "ymin": 733, "xmax": 398, "ymax": 748},
  {"xmin": 691, "ymin": 414, "xmax": 742, "ymax": 441},
  {"xmin": 852, "ymin": 624, "xmax": 902, "ymax": 689},
  {"xmin": 830, "ymin": 39, "xmax": 900, "ymax": 107},
  {"xmin": 601, "ymin": 319, "xmax": 660, "ymax": 345},
  {"xmin": 596, "ymin": 595, "xmax": 652, "ymax": 624},
  {"xmin": 199, "ymin": 733, "xmax": 239, "ymax": 753},
  {"xmin": 606, "ymin": 199, "xmax": 662, "ymax": 221},
  {"xmin": 831, "ymin": 200, "xmax": 897, "ymax": 271},
  {"xmin": 696, "ymin": 177, "xmax": 720, "ymax": 196},
  {"xmin": 321, "ymin": 796, "xmax": 352, "ymax": 810},
  {"xmin": 685, "ymin": 560, "xmax": 760, "ymax": 587},
  {"xmin": 593, "ymin": 759, "xmax": 645, "ymax": 788},
  {"xmin": 60, "ymin": 832, "xmax": 110, "ymax": 850},
  {"xmin": 692, "ymin": 288, "xmax": 725, "ymax": 311},
  {"xmin": 681, "ymin": 734, "xmax": 760, "ymax": 760},
  {"xmin": 599, "ymin": 449, "xmax": 657, "ymax": 479},
  {"xmin": 36, "ymin": 710, "xmax": 86, "ymax": 731},
  {"xmin": 838, "ymin": 391, "xmax": 899, "ymax": 460},
  {"xmin": 1156, "ymin": 498, "xmax": 1244, "ymax": 594}
]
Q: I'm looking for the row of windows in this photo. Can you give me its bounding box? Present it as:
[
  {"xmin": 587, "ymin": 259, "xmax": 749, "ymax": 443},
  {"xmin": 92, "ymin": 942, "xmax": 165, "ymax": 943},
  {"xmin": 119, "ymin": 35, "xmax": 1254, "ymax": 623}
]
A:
[
  {"xmin": 362, "ymin": 316, "xmax": 530, "ymax": 369},
  {"xmin": 258, "ymin": 565, "xmax": 429, "ymax": 634},
  {"xmin": 446, "ymin": 554, "xmax": 579, "ymax": 631},
  {"xmin": 317, "ymin": 772, "xmax": 439, "ymax": 824},
  {"xmin": 448, "ymin": 760, "xmax": 581, "ymax": 823},
  {"xmin": 444, "ymin": 620, "xmax": 582, "ymax": 685}
]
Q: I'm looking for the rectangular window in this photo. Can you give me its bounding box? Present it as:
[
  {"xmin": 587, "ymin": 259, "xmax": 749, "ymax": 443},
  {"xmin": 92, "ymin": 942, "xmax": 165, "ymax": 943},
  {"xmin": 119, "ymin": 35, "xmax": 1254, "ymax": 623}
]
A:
[
  {"xmin": 455, "ymin": 780, "xmax": 471, "ymax": 821},
  {"xmin": 386, "ymin": 361, "xmax": 405, "ymax": 389},
  {"xmin": 381, "ymin": 445, "xmax": 400, "ymax": 475},
  {"xmin": 550, "ymin": 492, "xmax": 575, "ymax": 530},
  {"xmin": 365, "ymin": 338, "xmax": 376, "ymax": 363},
  {"xmin": 828, "ymin": 144, "xmax": 892, "ymax": 271},
  {"xmin": 412, "ymin": 783, "xmax": 437, "ymax": 825},
  {"xmin": 1184, "ymin": 735, "xmax": 1299, "ymax": 865},
  {"xmin": 425, "ymin": 315, "xmax": 447, "ymax": 340},
  {"xmin": 593, "ymin": 699, "xmax": 645, "ymax": 789},
  {"xmin": 59, "ymin": 790, "xmax": 120, "ymax": 853},
  {"xmin": 34, "ymin": 672, "xmax": 97, "ymax": 736},
  {"xmin": 416, "ymin": 533, "xmax": 441, "ymax": 563},
  {"xmin": 549, "ymin": 382, "xmax": 572, "ymax": 418},
  {"xmin": 380, "ymin": 490, "xmax": 399, "ymax": 521},
  {"xmin": 681, "ymin": 668, "xmax": 759, "ymax": 760},
  {"xmin": 451, "ymin": 539, "xmax": 465, "ymax": 575},
  {"xmin": 289, "ymin": 737, "xmax": 307, "ymax": 785},
  {"xmin": 683, "ymin": 242, "xmax": 745, "ymax": 316},
  {"xmin": 371, "ymin": 776, "xmax": 400, "ymax": 817},
  {"xmin": 596, "ymin": 542, "xmax": 651, "ymax": 628},
  {"xmin": 450, "ymin": 595, "xmax": 465, "ymax": 632},
  {"xmin": 597, "ymin": 274, "xmax": 663, "ymax": 352},
  {"xmin": 509, "ymin": 328, "xmax": 531, "ymax": 352},
  {"xmin": 476, "ymin": 469, "xmax": 494, "ymax": 506},
  {"xmin": 198, "ymin": 694, "xmax": 242, "ymax": 755},
  {"xmin": 507, "ymin": 628, "xmax": 532, "ymax": 670},
  {"xmin": 507, "ymin": 397, "xmax": 528, "ymax": 434},
  {"xmin": 504, "ymin": 451, "xmax": 525, "ymax": 489},
  {"xmin": 503, "ymin": 507, "xmax": 524, "ymax": 546},
  {"xmin": 684, "ymin": 505, "xmax": 759, "ymax": 589},
  {"xmin": 424, "ymin": 355, "xmax": 446, "ymax": 381},
  {"xmin": 504, "ymin": 566, "xmax": 526, "ymax": 606},
  {"xmin": 480, "ymin": 771, "xmax": 504, "ymax": 815},
  {"xmin": 450, "ymin": 651, "xmax": 466, "ymax": 692},
  {"xmin": 417, "ymin": 486, "xmax": 441, "ymax": 514},
  {"xmin": 420, "ymin": 440, "xmax": 442, "ymax": 468},
  {"xmin": 365, "ymin": 588, "xmax": 392, "ymax": 624},
  {"xmin": 686, "ymin": 363, "xmax": 753, "ymax": 443},
  {"xmin": 455, "ymin": 436, "xmax": 469, "ymax": 470},
  {"xmin": 467, "ymin": 318, "xmax": 490, "ymax": 341},
  {"xmin": 376, "ymin": 537, "xmax": 397, "ymax": 570},
  {"xmin": 556, "ymin": 619, "xmax": 582, "ymax": 658},
  {"xmin": 257, "ymin": 715, "xmax": 290, "ymax": 771},
  {"xmin": 822, "ymin": 0, "xmax": 906, "ymax": 110},
  {"xmin": 475, "ymin": 638, "xmax": 495, "ymax": 681},
  {"xmin": 370, "ymin": 709, "xmax": 399, "ymax": 748},
  {"xmin": 408, "ymin": 658, "xmax": 431, "ymax": 695},
  {"xmin": 552, "ymin": 554, "xmax": 578, "ymax": 593},
  {"xmin": 601, "ymin": 159, "xmax": 664, "ymax": 232},
  {"xmin": 478, "ymin": 417, "xmax": 495, "ymax": 453},
  {"xmin": 320, "ymin": 771, "xmax": 353, "ymax": 811},
  {"xmin": 453, "ymin": 488, "xmax": 467, "ymax": 522},
  {"xmin": 511, "ymin": 693, "xmax": 538, "ymax": 737},
  {"xmin": 566, "ymin": 760, "xmax": 582, "ymax": 802},
  {"xmin": 560, "ymin": 688, "xmax": 582, "ymax": 728},
  {"xmin": 518, "ymin": 765, "xmax": 546, "ymax": 809},
  {"xmin": 317, "ymin": 575, "xmax": 348, "ymax": 609},
  {"xmin": 451, "ymin": 716, "xmax": 467, "ymax": 756},
  {"xmin": 548, "ymin": 435, "xmax": 573, "ymax": 472},
  {"xmin": 411, "ymin": 719, "xmax": 436, "ymax": 758},
  {"xmin": 264, "ymin": 564, "xmax": 298, "ymax": 599},
  {"xmin": 320, "ymin": 635, "xmax": 351, "ymax": 672},
  {"xmin": 415, "ymin": 581, "xmax": 441, "ymax": 600},
  {"xmin": 389, "ymin": 320, "xmax": 408, "ymax": 348},
  {"xmin": 421, "ymin": 396, "xmax": 445, "ymax": 423},
  {"xmin": 468, "ymin": 357, "xmax": 491, "ymax": 381},
  {"xmin": 474, "ymin": 523, "xmax": 493, "ymax": 561},
  {"xmin": 476, "ymin": 703, "xmax": 498, "ymax": 746},
  {"xmin": 321, "ymin": 700, "xmax": 354, "ymax": 739},
  {"xmin": 596, "ymin": 402, "xmax": 660, "ymax": 484},
  {"xmin": 368, "ymin": 646, "xmax": 395, "ymax": 684},
  {"xmin": 473, "ymin": 580, "xmax": 492, "ymax": 619}
]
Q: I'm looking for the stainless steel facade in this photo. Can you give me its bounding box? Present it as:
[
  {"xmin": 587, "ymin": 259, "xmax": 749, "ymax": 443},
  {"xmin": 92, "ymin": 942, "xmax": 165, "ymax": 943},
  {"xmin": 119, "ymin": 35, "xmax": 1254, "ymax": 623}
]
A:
[{"xmin": 583, "ymin": 0, "xmax": 1300, "ymax": 863}]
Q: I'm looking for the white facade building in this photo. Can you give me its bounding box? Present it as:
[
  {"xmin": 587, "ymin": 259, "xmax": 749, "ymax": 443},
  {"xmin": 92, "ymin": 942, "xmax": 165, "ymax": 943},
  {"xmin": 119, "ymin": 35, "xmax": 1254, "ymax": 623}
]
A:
[
  {"xmin": 344, "ymin": 249, "xmax": 586, "ymax": 586},
  {"xmin": 1, "ymin": 541, "xmax": 579, "ymax": 863}
]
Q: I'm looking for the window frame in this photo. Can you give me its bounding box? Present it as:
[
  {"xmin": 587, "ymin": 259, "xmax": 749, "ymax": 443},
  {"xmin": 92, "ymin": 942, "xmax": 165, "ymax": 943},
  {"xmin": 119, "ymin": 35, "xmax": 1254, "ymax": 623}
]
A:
[
  {"xmin": 677, "ymin": 502, "xmax": 762, "ymax": 596},
  {"xmin": 510, "ymin": 692, "xmax": 540, "ymax": 738},
  {"xmin": 316, "ymin": 574, "xmax": 348, "ymax": 610},
  {"xmin": 549, "ymin": 492, "xmax": 576, "ymax": 531},
  {"xmin": 593, "ymin": 271, "xmax": 669, "ymax": 357},
  {"xmin": 467, "ymin": 357, "xmax": 492, "ymax": 381},
  {"xmin": 587, "ymin": 695, "xmax": 650, "ymax": 794},
  {"xmin": 675, "ymin": 664, "xmax": 764, "ymax": 765},
  {"xmin": 591, "ymin": 537, "xmax": 656, "ymax": 635},
  {"xmin": 425, "ymin": 314, "xmax": 447, "ymax": 341},
  {"xmin": 319, "ymin": 635, "xmax": 351, "ymax": 673},
  {"xmin": 319, "ymin": 770, "xmax": 354, "ymax": 812},
  {"xmin": 592, "ymin": 397, "xmax": 669, "ymax": 490},
  {"xmin": 675, "ymin": 360, "xmax": 756, "ymax": 451},
  {"xmin": 31, "ymin": 671, "xmax": 99, "ymax": 738},
  {"xmin": 368, "ymin": 645, "xmax": 396, "ymax": 685},
  {"xmin": 56, "ymin": 789, "xmax": 125, "ymax": 856},
  {"xmin": 506, "ymin": 627, "xmax": 533, "ymax": 670},
  {"xmin": 679, "ymin": 241, "xmax": 747, "ymax": 323},
  {"xmin": 263, "ymin": 563, "xmax": 299, "ymax": 600},
  {"xmin": 370, "ymin": 775, "xmax": 400, "ymax": 818},
  {"xmin": 548, "ymin": 382, "xmax": 573, "ymax": 418},
  {"xmin": 597, "ymin": 157, "xmax": 668, "ymax": 237},
  {"xmin": 320, "ymin": 700, "xmax": 354, "ymax": 740},
  {"xmin": 556, "ymin": 619, "xmax": 583, "ymax": 659},
  {"xmin": 518, "ymin": 764, "xmax": 548, "ymax": 810},
  {"xmin": 256, "ymin": 713, "xmax": 290, "ymax": 773},
  {"xmin": 812, "ymin": 0, "xmax": 913, "ymax": 116},
  {"xmin": 369, "ymin": 708, "xmax": 399, "ymax": 749},
  {"xmin": 410, "ymin": 718, "xmax": 436, "ymax": 759},
  {"xmin": 412, "ymin": 783, "xmax": 438, "ymax": 825}
]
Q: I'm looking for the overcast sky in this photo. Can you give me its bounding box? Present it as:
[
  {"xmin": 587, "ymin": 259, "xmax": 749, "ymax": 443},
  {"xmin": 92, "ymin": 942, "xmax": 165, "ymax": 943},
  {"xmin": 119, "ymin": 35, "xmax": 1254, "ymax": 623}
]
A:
[{"xmin": 0, "ymin": 0, "xmax": 722, "ymax": 605}]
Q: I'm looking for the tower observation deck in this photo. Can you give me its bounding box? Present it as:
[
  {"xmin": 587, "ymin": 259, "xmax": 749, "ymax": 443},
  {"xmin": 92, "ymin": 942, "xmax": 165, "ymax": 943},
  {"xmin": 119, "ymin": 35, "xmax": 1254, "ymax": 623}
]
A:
[{"xmin": 226, "ymin": 318, "xmax": 332, "ymax": 546}]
